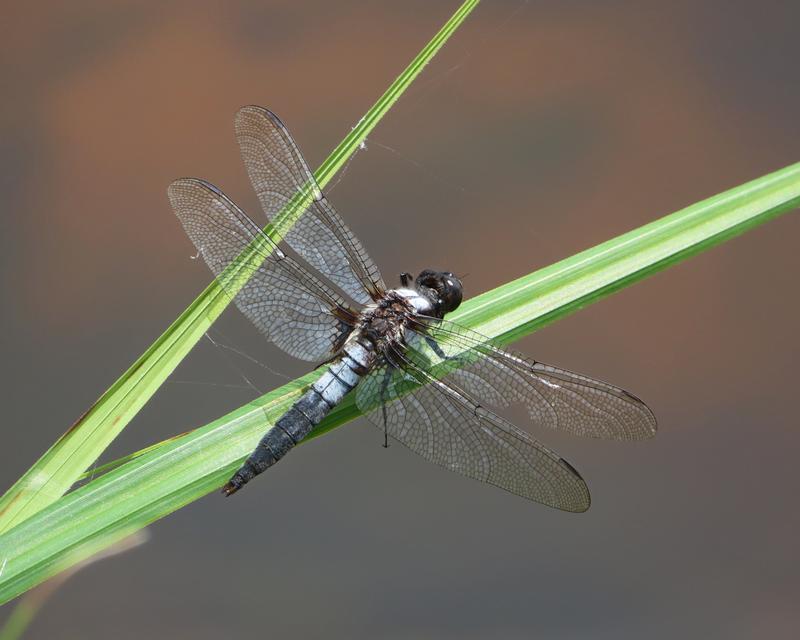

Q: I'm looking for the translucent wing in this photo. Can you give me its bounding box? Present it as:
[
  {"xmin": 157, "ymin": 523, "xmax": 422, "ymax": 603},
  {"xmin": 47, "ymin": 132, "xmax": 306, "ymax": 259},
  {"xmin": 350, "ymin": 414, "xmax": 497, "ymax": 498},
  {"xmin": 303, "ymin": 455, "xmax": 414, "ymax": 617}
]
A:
[
  {"xmin": 235, "ymin": 105, "xmax": 385, "ymax": 304},
  {"xmin": 357, "ymin": 350, "xmax": 590, "ymax": 512},
  {"xmin": 409, "ymin": 317, "xmax": 657, "ymax": 441},
  {"xmin": 169, "ymin": 178, "xmax": 356, "ymax": 362}
]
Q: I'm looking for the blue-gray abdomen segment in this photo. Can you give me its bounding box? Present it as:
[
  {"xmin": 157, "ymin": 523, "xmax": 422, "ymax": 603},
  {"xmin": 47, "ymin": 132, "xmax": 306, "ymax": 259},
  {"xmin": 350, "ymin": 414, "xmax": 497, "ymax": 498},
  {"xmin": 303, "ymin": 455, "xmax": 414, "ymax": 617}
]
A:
[{"xmin": 222, "ymin": 344, "xmax": 369, "ymax": 496}]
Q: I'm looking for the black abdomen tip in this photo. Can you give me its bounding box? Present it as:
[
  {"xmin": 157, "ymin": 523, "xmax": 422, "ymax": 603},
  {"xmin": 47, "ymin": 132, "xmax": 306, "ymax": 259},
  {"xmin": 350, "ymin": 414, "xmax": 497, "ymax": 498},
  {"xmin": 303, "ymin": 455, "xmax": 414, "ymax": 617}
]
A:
[
  {"xmin": 222, "ymin": 476, "xmax": 244, "ymax": 497},
  {"xmin": 222, "ymin": 460, "xmax": 259, "ymax": 496}
]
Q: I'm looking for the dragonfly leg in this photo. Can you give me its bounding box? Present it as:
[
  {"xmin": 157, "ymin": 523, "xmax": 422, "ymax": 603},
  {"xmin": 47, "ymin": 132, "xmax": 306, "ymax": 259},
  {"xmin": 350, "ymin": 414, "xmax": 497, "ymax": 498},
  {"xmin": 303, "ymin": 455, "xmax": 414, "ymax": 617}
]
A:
[
  {"xmin": 425, "ymin": 335, "xmax": 449, "ymax": 360},
  {"xmin": 424, "ymin": 335, "xmax": 475, "ymax": 382},
  {"xmin": 379, "ymin": 365, "xmax": 393, "ymax": 448}
]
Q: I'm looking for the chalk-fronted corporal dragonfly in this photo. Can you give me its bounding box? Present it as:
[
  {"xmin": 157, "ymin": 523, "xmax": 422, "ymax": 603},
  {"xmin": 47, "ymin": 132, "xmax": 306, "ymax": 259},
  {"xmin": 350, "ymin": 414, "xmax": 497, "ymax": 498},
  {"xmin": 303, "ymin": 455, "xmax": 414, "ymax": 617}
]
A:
[{"xmin": 169, "ymin": 106, "xmax": 656, "ymax": 511}]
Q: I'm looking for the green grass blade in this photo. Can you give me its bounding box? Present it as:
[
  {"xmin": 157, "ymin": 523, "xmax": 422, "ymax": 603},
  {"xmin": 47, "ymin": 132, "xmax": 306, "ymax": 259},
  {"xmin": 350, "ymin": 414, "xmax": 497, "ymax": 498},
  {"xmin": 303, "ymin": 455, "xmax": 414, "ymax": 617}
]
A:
[
  {"xmin": 0, "ymin": 0, "xmax": 482, "ymax": 534},
  {"xmin": 1, "ymin": 160, "xmax": 797, "ymax": 604},
  {"xmin": 0, "ymin": 531, "xmax": 147, "ymax": 640}
]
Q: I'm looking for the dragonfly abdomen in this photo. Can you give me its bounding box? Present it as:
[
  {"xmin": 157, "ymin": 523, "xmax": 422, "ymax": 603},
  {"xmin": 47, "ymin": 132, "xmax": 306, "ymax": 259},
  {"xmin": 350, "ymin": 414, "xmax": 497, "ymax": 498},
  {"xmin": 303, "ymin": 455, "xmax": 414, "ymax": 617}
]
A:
[{"xmin": 222, "ymin": 341, "xmax": 373, "ymax": 496}]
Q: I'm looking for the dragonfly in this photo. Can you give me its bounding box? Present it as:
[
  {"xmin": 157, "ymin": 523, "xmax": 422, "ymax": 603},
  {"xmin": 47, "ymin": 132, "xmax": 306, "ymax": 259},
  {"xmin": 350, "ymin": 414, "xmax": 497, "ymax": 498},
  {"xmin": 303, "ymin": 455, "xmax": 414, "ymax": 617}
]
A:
[{"xmin": 169, "ymin": 106, "xmax": 657, "ymax": 512}]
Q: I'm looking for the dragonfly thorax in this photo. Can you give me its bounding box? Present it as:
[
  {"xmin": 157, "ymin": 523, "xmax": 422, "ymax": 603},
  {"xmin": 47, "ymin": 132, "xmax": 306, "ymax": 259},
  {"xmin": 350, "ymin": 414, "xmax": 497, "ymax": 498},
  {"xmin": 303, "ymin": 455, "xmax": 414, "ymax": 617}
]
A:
[
  {"xmin": 356, "ymin": 291, "xmax": 420, "ymax": 352},
  {"xmin": 392, "ymin": 288, "xmax": 433, "ymax": 315},
  {"xmin": 353, "ymin": 270, "xmax": 463, "ymax": 356}
]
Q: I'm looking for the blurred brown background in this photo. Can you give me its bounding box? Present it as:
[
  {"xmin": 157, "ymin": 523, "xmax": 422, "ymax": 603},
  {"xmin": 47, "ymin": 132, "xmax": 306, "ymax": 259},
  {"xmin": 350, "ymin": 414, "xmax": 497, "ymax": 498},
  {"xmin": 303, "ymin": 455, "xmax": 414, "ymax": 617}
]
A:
[{"xmin": 1, "ymin": 1, "xmax": 799, "ymax": 638}]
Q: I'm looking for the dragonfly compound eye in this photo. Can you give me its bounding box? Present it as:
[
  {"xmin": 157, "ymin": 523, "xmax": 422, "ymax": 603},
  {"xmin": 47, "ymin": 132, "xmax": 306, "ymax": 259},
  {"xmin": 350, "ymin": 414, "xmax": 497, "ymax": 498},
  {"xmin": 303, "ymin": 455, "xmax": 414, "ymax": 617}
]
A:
[{"xmin": 440, "ymin": 274, "xmax": 463, "ymax": 313}]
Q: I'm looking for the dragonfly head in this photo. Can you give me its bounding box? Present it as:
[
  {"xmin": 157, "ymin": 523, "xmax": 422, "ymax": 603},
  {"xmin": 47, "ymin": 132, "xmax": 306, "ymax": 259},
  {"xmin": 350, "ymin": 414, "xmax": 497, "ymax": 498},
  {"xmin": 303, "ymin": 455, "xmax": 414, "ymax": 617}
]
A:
[{"xmin": 415, "ymin": 269, "xmax": 463, "ymax": 317}]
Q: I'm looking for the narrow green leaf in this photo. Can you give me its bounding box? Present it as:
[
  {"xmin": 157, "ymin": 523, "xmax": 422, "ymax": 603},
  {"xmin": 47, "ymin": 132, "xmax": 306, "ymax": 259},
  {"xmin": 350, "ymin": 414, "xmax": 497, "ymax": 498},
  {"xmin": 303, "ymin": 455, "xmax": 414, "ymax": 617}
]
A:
[
  {"xmin": 0, "ymin": 0, "xmax": 482, "ymax": 533},
  {"xmin": 0, "ymin": 531, "xmax": 147, "ymax": 640},
  {"xmin": 1, "ymin": 160, "xmax": 797, "ymax": 604}
]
